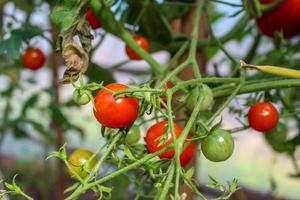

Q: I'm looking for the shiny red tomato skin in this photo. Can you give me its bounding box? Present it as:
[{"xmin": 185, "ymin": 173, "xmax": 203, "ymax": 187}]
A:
[
  {"xmin": 256, "ymin": 0, "xmax": 300, "ymax": 38},
  {"xmin": 125, "ymin": 35, "xmax": 150, "ymax": 60},
  {"xmin": 93, "ymin": 83, "xmax": 139, "ymax": 128},
  {"xmin": 21, "ymin": 48, "xmax": 46, "ymax": 70},
  {"xmin": 248, "ymin": 102, "xmax": 279, "ymax": 132},
  {"xmin": 145, "ymin": 120, "xmax": 196, "ymax": 166},
  {"xmin": 86, "ymin": 8, "xmax": 101, "ymax": 29}
]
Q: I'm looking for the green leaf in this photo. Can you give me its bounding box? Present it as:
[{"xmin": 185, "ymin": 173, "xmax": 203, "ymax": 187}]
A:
[
  {"xmin": 86, "ymin": 62, "xmax": 115, "ymax": 84},
  {"xmin": 124, "ymin": 0, "xmax": 173, "ymax": 43},
  {"xmin": 124, "ymin": 146, "xmax": 135, "ymax": 161},
  {"xmin": 21, "ymin": 94, "xmax": 39, "ymax": 116},
  {"xmin": 184, "ymin": 167, "xmax": 195, "ymax": 180},
  {"xmin": 0, "ymin": 25, "xmax": 43, "ymax": 60}
]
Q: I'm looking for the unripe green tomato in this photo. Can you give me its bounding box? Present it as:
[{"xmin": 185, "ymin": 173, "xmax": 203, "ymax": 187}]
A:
[
  {"xmin": 125, "ymin": 125, "xmax": 141, "ymax": 144},
  {"xmin": 68, "ymin": 149, "xmax": 98, "ymax": 179},
  {"xmin": 201, "ymin": 129, "xmax": 234, "ymax": 162},
  {"xmin": 73, "ymin": 89, "xmax": 90, "ymax": 105},
  {"xmin": 186, "ymin": 84, "xmax": 213, "ymax": 112}
]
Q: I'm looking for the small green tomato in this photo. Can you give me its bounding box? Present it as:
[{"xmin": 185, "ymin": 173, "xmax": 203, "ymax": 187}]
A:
[
  {"xmin": 201, "ymin": 129, "xmax": 234, "ymax": 162},
  {"xmin": 73, "ymin": 89, "xmax": 90, "ymax": 105},
  {"xmin": 125, "ymin": 125, "xmax": 141, "ymax": 145},
  {"xmin": 186, "ymin": 84, "xmax": 213, "ymax": 112}
]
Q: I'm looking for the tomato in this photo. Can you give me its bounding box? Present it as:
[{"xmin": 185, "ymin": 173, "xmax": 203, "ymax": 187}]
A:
[
  {"xmin": 248, "ymin": 102, "xmax": 279, "ymax": 132},
  {"xmin": 186, "ymin": 84, "xmax": 213, "ymax": 112},
  {"xmin": 21, "ymin": 47, "xmax": 46, "ymax": 70},
  {"xmin": 94, "ymin": 83, "xmax": 139, "ymax": 128},
  {"xmin": 73, "ymin": 89, "xmax": 90, "ymax": 105},
  {"xmin": 125, "ymin": 125, "xmax": 141, "ymax": 144},
  {"xmin": 68, "ymin": 149, "xmax": 98, "ymax": 179},
  {"xmin": 86, "ymin": 8, "xmax": 101, "ymax": 29},
  {"xmin": 201, "ymin": 129, "xmax": 234, "ymax": 162},
  {"xmin": 125, "ymin": 35, "xmax": 150, "ymax": 60},
  {"xmin": 256, "ymin": 0, "xmax": 300, "ymax": 38},
  {"xmin": 145, "ymin": 120, "xmax": 196, "ymax": 166}
]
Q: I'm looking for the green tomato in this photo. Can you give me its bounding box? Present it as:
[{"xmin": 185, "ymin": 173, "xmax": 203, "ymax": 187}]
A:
[
  {"xmin": 186, "ymin": 84, "xmax": 213, "ymax": 112},
  {"xmin": 73, "ymin": 89, "xmax": 90, "ymax": 105},
  {"xmin": 125, "ymin": 125, "xmax": 141, "ymax": 144},
  {"xmin": 68, "ymin": 149, "xmax": 98, "ymax": 179},
  {"xmin": 201, "ymin": 129, "xmax": 234, "ymax": 162}
]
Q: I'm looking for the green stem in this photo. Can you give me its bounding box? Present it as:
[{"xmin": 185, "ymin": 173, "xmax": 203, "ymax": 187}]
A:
[
  {"xmin": 158, "ymin": 164, "xmax": 175, "ymax": 200},
  {"xmin": 214, "ymin": 78, "xmax": 300, "ymax": 98},
  {"xmin": 207, "ymin": 70, "xmax": 245, "ymax": 125}
]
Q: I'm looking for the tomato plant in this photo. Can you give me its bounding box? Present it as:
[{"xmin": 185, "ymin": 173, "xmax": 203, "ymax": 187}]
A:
[
  {"xmin": 3, "ymin": 0, "xmax": 300, "ymax": 199},
  {"xmin": 125, "ymin": 35, "xmax": 150, "ymax": 60},
  {"xmin": 86, "ymin": 8, "xmax": 101, "ymax": 29},
  {"xmin": 201, "ymin": 129, "xmax": 234, "ymax": 162},
  {"xmin": 248, "ymin": 102, "xmax": 279, "ymax": 132},
  {"xmin": 68, "ymin": 149, "xmax": 98, "ymax": 179},
  {"xmin": 93, "ymin": 83, "xmax": 139, "ymax": 128},
  {"xmin": 256, "ymin": 0, "xmax": 300, "ymax": 38},
  {"xmin": 21, "ymin": 47, "xmax": 46, "ymax": 70},
  {"xmin": 145, "ymin": 120, "xmax": 196, "ymax": 166}
]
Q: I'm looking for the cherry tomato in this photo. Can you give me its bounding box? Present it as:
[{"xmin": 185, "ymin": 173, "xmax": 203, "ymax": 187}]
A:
[
  {"xmin": 73, "ymin": 89, "xmax": 90, "ymax": 105},
  {"xmin": 145, "ymin": 120, "xmax": 196, "ymax": 166},
  {"xmin": 68, "ymin": 149, "xmax": 98, "ymax": 179},
  {"xmin": 125, "ymin": 35, "xmax": 150, "ymax": 60},
  {"xmin": 201, "ymin": 129, "xmax": 234, "ymax": 162},
  {"xmin": 125, "ymin": 125, "xmax": 141, "ymax": 144},
  {"xmin": 186, "ymin": 84, "xmax": 213, "ymax": 112},
  {"xmin": 248, "ymin": 102, "xmax": 279, "ymax": 132},
  {"xmin": 256, "ymin": 0, "xmax": 300, "ymax": 38},
  {"xmin": 86, "ymin": 8, "xmax": 101, "ymax": 29},
  {"xmin": 21, "ymin": 47, "xmax": 46, "ymax": 70},
  {"xmin": 94, "ymin": 83, "xmax": 139, "ymax": 128}
]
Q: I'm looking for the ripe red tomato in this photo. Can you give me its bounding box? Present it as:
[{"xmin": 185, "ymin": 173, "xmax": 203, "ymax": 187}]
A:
[
  {"xmin": 256, "ymin": 0, "xmax": 300, "ymax": 38},
  {"xmin": 248, "ymin": 102, "xmax": 279, "ymax": 132},
  {"xmin": 21, "ymin": 47, "xmax": 46, "ymax": 70},
  {"xmin": 125, "ymin": 35, "xmax": 150, "ymax": 60},
  {"xmin": 68, "ymin": 149, "xmax": 98, "ymax": 179},
  {"xmin": 86, "ymin": 8, "xmax": 101, "ymax": 29},
  {"xmin": 145, "ymin": 120, "xmax": 196, "ymax": 166},
  {"xmin": 94, "ymin": 83, "xmax": 139, "ymax": 128}
]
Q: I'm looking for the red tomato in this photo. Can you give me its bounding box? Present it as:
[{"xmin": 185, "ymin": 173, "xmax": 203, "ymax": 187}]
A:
[
  {"xmin": 94, "ymin": 83, "xmax": 139, "ymax": 128},
  {"xmin": 21, "ymin": 47, "xmax": 46, "ymax": 70},
  {"xmin": 125, "ymin": 35, "xmax": 150, "ymax": 60},
  {"xmin": 248, "ymin": 102, "xmax": 279, "ymax": 132},
  {"xmin": 86, "ymin": 8, "xmax": 101, "ymax": 29},
  {"xmin": 145, "ymin": 120, "xmax": 196, "ymax": 166},
  {"xmin": 256, "ymin": 0, "xmax": 300, "ymax": 38}
]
